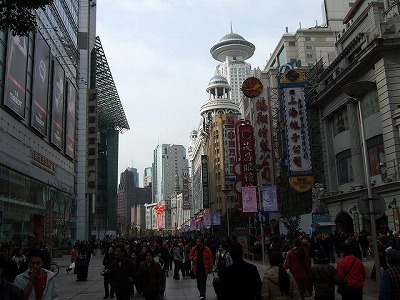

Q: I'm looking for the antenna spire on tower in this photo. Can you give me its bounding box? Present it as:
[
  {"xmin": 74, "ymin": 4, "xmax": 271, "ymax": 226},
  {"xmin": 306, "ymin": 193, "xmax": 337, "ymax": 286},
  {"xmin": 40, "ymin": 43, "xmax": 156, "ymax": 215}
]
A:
[{"xmin": 230, "ymin": 21, "xmax": 233, "ymax": 33}]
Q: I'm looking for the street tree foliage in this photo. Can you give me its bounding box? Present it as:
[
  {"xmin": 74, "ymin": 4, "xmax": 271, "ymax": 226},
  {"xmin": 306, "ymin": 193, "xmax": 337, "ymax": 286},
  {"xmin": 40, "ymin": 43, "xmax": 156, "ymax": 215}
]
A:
[
  {"xmin": 279, "ymin": 204, "xmax": 302, "ymax": 241},
  {"xmin": 0, "ymin": 0, "xmax": 54, "ymax": 36}
]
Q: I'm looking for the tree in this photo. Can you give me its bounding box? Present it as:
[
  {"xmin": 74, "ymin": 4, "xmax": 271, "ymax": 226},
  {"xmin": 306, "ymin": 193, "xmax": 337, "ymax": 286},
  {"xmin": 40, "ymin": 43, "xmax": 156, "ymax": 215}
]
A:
[
  {"xmin": 0, "ymin": 0, "xmax": 54, "ymax": 36},
  {"xmin": 279, "ymin": 204, "xmax": 302, "ymax": 241}
]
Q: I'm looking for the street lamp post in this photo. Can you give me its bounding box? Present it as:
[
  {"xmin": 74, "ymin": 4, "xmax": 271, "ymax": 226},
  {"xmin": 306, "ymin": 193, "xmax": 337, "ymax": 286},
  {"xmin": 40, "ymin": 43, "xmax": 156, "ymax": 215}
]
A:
[
  {"xmin": 222, "ymin": 188, "xmax": 231, "ymax": 237},
  {"xmin": 342, "ymin": 81, "xmax": 380, "ymax": 287}
]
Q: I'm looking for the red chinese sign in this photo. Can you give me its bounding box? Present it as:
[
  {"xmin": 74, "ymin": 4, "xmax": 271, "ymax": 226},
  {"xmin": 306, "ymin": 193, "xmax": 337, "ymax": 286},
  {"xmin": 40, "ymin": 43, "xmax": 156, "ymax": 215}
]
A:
[{"xmin": 154, "ymin": 205, "xmax": 165, "ymax": 230}]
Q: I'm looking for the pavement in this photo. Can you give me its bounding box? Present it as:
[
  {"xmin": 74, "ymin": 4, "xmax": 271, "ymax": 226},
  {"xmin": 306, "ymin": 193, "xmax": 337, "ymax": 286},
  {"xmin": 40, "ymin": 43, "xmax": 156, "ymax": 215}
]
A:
[{"xmin": 53, "ymin": 251, "xmax": 378, "ymax": 299}]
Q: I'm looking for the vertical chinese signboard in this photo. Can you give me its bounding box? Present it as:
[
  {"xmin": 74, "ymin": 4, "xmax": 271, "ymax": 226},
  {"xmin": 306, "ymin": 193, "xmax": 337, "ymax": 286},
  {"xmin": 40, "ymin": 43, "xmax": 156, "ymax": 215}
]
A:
[
  {"xmin": 182, "ymin": 171, "xmax": 191, "ymax": 210},
  {"xmin": 224, "ymin": 116, "xmax": 237, "ymax": 182},
  {"xmin": 280, "ymin": 69, "xmax": 314, "ymax": 192},
  {"xmin": 234, "ymin": 120, "xmax": 257, "ymax": 212},
  {"xmin": 251, "ymin": 85, "xmax": 275, "ymax": 185},
  {"xmin": 87, "ymin": 90, "xmax": 98, "ymax": 194},
  {"xmin": 201, "ymin": 155, "xmax": 210, "ymax": 209}
]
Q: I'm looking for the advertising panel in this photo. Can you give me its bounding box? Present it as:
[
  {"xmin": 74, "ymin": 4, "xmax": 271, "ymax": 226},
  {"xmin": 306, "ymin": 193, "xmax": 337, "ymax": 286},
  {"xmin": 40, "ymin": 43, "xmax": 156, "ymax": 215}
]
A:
[
  {"xmin": 65, "ymin": 80, "xmax": 76, "ymax": 159},
  {"xmin": 252, "ymin": 86, "xmax": 275, "ymax": 185},
  {"xmin": 242, "ymin": 186, "xmax": 258, "ymax": 213},
  {"xmin": 262, "ymin": 185, "xmax": 278, "ymax": 211},
  {"xmin": 3, "ymin": 33, "xmax": 28, "ymax": 118},
  {"xmin": 201, "ymin": 155, "xmax": 210, "ymax": 208},
  {"xmin": 31, "ymin": 33, "xmax": 50, "ymax": 136},
  {"xmin": 87, "ymin": 90, "xmax": 98, "ymax": 194},
  {"xmin": 51, "ymin": 60, "xmax": 65, "ymax": 150}
]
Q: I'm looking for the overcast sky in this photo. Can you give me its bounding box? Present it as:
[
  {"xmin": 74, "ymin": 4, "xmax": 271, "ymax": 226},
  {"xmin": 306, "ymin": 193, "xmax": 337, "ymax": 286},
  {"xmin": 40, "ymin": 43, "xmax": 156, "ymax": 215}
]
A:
[{"xmin": 96, "ymin": 0, "xmax": 326, "ymax": 186}]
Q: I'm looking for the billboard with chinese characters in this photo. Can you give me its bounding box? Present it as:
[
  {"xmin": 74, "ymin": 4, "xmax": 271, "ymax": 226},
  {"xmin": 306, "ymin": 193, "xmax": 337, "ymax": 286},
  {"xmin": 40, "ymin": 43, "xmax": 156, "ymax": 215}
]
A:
[
  {"xmin": 223, "ymin": 116, "xmax": 237, "ymax": 182},
  {"xmin": 201, "ymin": 155, "xmax": 210, "ymax": 208},
  {"xmin": 251, "ymin": 85, "xmax": 275, "ymax": 185},
  {"xmin": 87, "ymin": 90, "xmax": 98, "ymax": 194}
]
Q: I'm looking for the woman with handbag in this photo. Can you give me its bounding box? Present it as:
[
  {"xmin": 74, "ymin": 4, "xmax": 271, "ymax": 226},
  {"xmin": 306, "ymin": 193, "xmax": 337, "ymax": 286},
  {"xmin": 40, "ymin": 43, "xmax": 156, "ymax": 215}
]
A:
[
  {"xmin": 336, "ymin": 243, "xmax": 365, "ymax": 300},
  {"xmin": 102, "ymin": 246, "xmax": 115, "ymax": 299}
]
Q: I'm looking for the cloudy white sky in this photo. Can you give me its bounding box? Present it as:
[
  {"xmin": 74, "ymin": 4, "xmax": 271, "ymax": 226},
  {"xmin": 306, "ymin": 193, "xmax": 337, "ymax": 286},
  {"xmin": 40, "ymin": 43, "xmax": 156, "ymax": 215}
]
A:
[{"xmin": 96, "ymin": 0, "xmax": 326, "ymax": 185}]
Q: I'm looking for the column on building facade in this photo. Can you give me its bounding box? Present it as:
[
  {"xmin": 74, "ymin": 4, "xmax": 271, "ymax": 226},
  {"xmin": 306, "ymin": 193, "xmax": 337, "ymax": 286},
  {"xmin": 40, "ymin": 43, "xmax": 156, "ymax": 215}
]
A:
[
  {"xmin": 347, "ymin": 101, "xmax": 365, "ymax": 186},
  {"xmin": 322, "ymin": 117, "xmax": 338, "ymax": 192}
]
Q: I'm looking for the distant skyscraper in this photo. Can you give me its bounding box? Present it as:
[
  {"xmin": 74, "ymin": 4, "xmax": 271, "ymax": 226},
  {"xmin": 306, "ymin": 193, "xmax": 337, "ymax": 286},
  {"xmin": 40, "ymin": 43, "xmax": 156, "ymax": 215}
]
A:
[
  {"xmin": 210, "ymin": 27, "xmax": 255, "ymax": 105},
  {"xmin": 127, "ymin": 167, "xmax": 139, "ymax": 187},
  {"xmin": 153, "ymin": 144, "xmax": 189, "ymax": 203},
  {"xmin": 143, "ymin": 167, "xmax": 152, "ymax": 187}
]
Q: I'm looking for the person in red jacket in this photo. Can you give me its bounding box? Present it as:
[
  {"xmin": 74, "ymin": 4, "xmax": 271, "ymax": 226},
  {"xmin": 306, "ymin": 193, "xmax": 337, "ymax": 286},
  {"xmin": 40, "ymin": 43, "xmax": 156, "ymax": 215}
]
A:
[
  {"xmin": 336, "ymin": 243, "xmax": 365, "ymax": 300},
  {"xmin": 189, "ymin": 238, "xmax": 213, "ymax": 300},
  {"xmin": 284, "ymin": 239, "xmax": 311, "ymax": 300}
]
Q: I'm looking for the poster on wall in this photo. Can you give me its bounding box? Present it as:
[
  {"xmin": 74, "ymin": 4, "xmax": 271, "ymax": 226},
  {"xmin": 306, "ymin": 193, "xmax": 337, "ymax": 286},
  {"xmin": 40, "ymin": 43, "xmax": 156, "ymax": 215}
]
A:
[
  {"xmin": 3, "ymin": 33, "xmax": 29, "ymax": 119},
  {"xmin": 31, "ymin": 33, "xmax": 51, "ymax": 136},
  {"xmin": 51, "ymin": 60, "xmax": 65, "ymax": 150},
  {"xmin": 65, "ymin": 80, "xmax": 76, "ymax": 159}
]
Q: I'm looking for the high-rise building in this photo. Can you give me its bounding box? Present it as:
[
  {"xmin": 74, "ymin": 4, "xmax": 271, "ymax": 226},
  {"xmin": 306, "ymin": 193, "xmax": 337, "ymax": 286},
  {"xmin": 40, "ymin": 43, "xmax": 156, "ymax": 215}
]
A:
[
  {"xmin": 143, "ymin": 167, "xmax": 152, "ymax": 188},
  {"xmin": 210, "ymin": 29, "xmax": 255, "ymax": 105},
  {"xmin": 153, "ymin": 144, "xmax": 189, "ymax": 204},
  {"xmin": 0, "ymin": 2, "xmax": 129, "ymax": 244}
]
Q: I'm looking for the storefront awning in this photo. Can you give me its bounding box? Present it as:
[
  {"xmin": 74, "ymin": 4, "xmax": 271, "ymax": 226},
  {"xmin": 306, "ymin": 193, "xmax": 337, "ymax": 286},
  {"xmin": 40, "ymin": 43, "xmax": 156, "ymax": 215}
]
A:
[{"xmin": 313, "ymin": 222, "xmax": 336, "ymax": 227}]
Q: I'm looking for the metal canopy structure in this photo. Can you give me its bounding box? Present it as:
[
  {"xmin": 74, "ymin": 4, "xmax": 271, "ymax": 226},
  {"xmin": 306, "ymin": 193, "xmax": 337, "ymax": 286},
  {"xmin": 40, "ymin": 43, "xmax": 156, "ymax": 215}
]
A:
[{"xmin": 94, "ymin": 36, "xmax": 130, "ymax": 133}]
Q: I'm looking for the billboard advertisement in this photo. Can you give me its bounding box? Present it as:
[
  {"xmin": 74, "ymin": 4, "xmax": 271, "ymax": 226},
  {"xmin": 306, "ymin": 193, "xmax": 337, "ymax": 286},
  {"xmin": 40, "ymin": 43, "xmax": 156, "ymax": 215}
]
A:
[
  {"xmin": 31, "ymin": 33, "xmax": 51, "ymax": 136},
  {"xmin": 65, "ymin": 80, "xmax": 76, "ymax": 159},
  {"xmin": 3, "ymin": 33, "xmax": 28, "ymax": 119},
  {"xmin": 51, "ymin": 60, "xmax": 65, "ymax": 150}
]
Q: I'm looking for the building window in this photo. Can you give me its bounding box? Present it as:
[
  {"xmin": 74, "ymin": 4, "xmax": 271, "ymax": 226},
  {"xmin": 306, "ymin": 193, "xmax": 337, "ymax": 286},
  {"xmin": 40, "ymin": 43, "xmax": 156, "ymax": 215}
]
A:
[
  {"xmin": 306, "ymin": 45, "xmax": 313, "ymax": 50},
  {"xmin": 306, "ymin": 54, "xmax": 313, "ymax": 59},
  {"xmin": 367, "ymin": 135, "xmax": 385, "ymax": 176},
  {"xmin": 305, "ymin": 37, "xmax": 312, "ymax": 41},
  {"xmin": 288, "ymin": 41, "xmax": 295, "ymax": 46},
  {"xmin": 336, "ymin": 149, "xmax": 353, "ymax": 184},
  {"xmin": 332, "ymin": 106, "xmax": 349, "ymax": 136}
]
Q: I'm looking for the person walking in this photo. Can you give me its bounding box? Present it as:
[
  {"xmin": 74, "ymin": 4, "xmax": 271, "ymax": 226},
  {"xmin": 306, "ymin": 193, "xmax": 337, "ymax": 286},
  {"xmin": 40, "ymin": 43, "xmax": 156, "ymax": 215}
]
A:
[
  {"xmin": 379, "ymin": 248, "xmax": 400, "ymax": 300},
  {"xmin": 102, "ymin": 246, "xmax": 115, "ymax": 299},
  {"xmin": 212, "ymin": 243, "xmax": 232, "ymax": 278},
  {"xmin": 220, "ymin": 242, "xmax": 262, "ymax": 300},
  {"xmin": 137, "ymin": 250, "xmax": 164, "ymax": 300},
  {"xmin": 172, "ymin": 241, "xmax": 183, "ymax": 280},
  {"xmin": 189, "ymin": 237, "xmax": 214, "ymax": 300},
  {"xmin": 14, "ymin": 248, "xmax": 58, "ymax": 300},
  {"xmin": 336, "ymin": 243, "xmax": 365, "ymax": 300},
  {"xmin": 67, "ymin": 245, "xmax": 78, "ymax": 273},
  {"xmin": 261, "ymin": 251, "xmax": 299, "ymax": 300},
  {"xmin": 307, "ymin": 250, "xmax": 339, "ymax": 300},
  {"xmin": 109, "ymin": 245, "xmax": 135, "ymax": 300},
  {"xmin": 284, "ymin": 239, "xmax": 311, "ymax": 300}
]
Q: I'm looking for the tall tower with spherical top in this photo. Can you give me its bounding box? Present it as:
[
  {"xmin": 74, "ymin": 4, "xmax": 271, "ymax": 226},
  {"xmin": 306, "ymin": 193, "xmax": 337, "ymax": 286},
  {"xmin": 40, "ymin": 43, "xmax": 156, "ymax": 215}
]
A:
[{"xmin": 210, "ymin": 28, "xmax": 255, "ymax": 105}]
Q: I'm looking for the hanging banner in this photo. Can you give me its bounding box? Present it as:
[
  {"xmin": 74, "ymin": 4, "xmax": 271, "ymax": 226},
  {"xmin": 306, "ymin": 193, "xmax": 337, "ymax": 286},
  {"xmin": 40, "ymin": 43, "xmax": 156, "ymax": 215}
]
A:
[
  {"xmin": 212, "ymin": 212, "xmax": 221, "ymax": 225},
  {"xmin": 262, "ymin": 185, "xmax": 278, "ymax": 211},
  {"xmin": 242, "ymin": 186, "xmax": 258, "ymax": 213},
  {"xmin": 203, "ymin": 213, "xmax": 211, "ymax": 226}
]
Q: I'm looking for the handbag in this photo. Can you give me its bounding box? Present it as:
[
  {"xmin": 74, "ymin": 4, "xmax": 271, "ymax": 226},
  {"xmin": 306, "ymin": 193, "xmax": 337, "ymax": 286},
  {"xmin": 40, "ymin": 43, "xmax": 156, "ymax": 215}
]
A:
[
  {"xmin": 100, "ymin": 268, "xmax": 110, "ymax": 276},
  {"xmin": 337, "ymin": 257, "xmax": 356, "ymax": 294}
]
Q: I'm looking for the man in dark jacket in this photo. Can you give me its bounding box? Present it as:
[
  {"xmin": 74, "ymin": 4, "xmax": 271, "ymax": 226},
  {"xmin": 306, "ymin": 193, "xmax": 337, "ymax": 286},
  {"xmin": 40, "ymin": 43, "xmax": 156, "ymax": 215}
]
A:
[
  {"xmin": 220, "ymin": 243, "xmax": 261, "ymax": 300},
  {"xmin": 137, "ymin": 250, "xmax": 164, "ymax": 300},
  {"xmin": 0, "ymin": 259, "xmax": 24, "ymax": 299},
  {"xmin": 109, "ymin": 245, "xmax": 135, "ymax": 300}
]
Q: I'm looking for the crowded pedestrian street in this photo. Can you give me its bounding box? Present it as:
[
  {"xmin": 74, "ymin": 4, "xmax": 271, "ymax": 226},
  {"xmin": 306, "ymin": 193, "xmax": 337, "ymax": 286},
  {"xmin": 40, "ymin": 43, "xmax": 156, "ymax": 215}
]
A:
[{"xmin": 53, "ymin": 250, "xmax": 378, "ymax": 300}]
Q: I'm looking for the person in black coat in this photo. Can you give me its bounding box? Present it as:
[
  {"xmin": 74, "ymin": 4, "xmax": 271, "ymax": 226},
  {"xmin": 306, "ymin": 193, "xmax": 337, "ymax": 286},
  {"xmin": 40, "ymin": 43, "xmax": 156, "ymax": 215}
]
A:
[
  {"xmin": 109, "ymin": 245, "xmax": 135, "ymax": 300},
  {"xmin": 0, "ymin": 258, "xmax": 24, "ymax": 299},
  {"xmin": 102, "ymin": 246, "xmax": 115, "ymax": 299},
  {"xmin": 0, "ymin": 245, "xmax": 18, "ymax": 283},
  {"xmin": 220, "ymin": 242, "xmax": 262, "ymax": 300}
]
